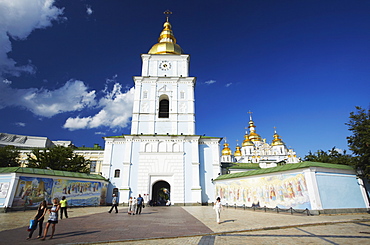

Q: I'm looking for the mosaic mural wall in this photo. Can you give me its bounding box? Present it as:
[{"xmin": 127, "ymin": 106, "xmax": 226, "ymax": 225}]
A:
[
  {"xmin": 12, "ymin": 176, "xmax": 107, "ymax": 208},
  {"xmin": 215, "ymin": 172, "xmax": 311, "ymax": 209}
]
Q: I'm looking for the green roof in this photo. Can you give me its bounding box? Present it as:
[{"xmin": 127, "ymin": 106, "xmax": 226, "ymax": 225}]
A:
[
  {"xmin": 0, "ymin": 167, "xmax": 107, "ymax": 181},
  {"xmin": 229, "ymin": 163, "xmax": 260, "ymax": 169},
  {"xmin": 215, "ymin": 161, "xmax": 354, "ymax": 181}
]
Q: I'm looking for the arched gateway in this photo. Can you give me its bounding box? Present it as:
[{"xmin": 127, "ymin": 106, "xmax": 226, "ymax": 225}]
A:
[{"xmin": 152, "ymin": 181, "xmax": 170, "ymax": 206}]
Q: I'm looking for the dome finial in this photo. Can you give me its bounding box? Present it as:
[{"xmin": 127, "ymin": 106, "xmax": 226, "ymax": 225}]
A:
[
  {"xmin": 148, "ymin": 10, "xmax": 184, "ymax": 55},
  {"xmin": 247, "ymin": 110, "xmax": 253, "ymax": 121},
  {"xmin": 164, "ymin": 9, "xmax": 172, "ymax": 22}
]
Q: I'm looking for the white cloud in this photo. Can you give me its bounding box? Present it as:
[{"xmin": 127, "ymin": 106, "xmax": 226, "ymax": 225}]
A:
[
  {"xmin": 0, "ymin": 0, "xmax": 64, "ymax": 78},
  {"xmin": 86, "ymin": 5, "xmax": 93, "ymax": 15},
  {"xmin": 15, "ymin": 122, "xmax": 26, "ymax": 127},
  {"xmin": 94, "ymin": 132, "xmax": 105, "ymax": 135},
  {"xmin": 225, "ymin": 83, "xmax": 232, "ymax": 87},
  {"xmin": 63, "ymin": 84, "xmax": 135, "ymax": 131},
  {"xmin": 334, "ymin": 148, "xmax": 344, "ymax": 154},
  {"xmin": 205, "ymin": 80, "xmax": 216, "ymax": 85},
  {"xmin": 0, "ymin": 79, "xmax": 96, "ymax": 117}
]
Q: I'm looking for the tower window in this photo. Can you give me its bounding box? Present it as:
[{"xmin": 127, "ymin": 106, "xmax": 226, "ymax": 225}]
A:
[
  {"xmin": 180, "ymin": 91, "xmax": 185, "ymax": 99},
  {"xmin": 114, "ymin": 169, "xmax": 120, "ymax": 178},
  {"xmin": 159, "ymin": 99, "xmax": 169, "ymax": 118},
  {"xmin": 143, "ymin": 91, "xmax": 148, "ymax": 99}
]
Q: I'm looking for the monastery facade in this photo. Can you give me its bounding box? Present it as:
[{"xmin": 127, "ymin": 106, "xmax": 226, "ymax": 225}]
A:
[{"xmin": 221, "ymin": 114, "xmax": 300, "ymax": 169}]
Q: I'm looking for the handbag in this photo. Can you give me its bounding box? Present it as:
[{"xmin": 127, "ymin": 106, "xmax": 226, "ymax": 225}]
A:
[
  {"xmin": 27, "ymin": 219, "xmax": 36, "ymax": 231},
  {"xmin": 142, "ymin": 204, "xmax": 145, "ymax": 208}
]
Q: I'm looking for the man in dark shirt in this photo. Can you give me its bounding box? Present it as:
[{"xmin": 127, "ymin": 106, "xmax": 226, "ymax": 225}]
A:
[{"xmin": 136, "ymin": 194, "xmax": 144, "ymax": 214}]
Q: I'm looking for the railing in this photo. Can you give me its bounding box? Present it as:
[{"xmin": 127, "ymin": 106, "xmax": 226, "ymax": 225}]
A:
[{"xmin": 224, "ymin": 203, "xmax": 312, "ymax": 216}]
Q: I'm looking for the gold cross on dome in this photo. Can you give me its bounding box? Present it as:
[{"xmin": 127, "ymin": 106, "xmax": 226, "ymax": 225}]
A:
[{"xmin": 164, "ymin": 10, "xmax": 172, "ymax": 21}]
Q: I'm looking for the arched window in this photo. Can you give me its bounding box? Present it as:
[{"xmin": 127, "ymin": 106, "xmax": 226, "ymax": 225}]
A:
[
  {"xmin": 159, "ymin": 98, "xmax": 169, "ymax": 118},
  {"xmin": 158, "ymin": 141, "xmax": 166, "ymax": 152},
  {"xmin": 114, "ymin": 169, "xmax": 120, "ymax": 178},
  {"xmin": 145, "ymin": 143, "xmax": 152, "ymax": 152},
  {"xmin": 173, "ymin": 143, "xmax": 180, "ymax": 152}
]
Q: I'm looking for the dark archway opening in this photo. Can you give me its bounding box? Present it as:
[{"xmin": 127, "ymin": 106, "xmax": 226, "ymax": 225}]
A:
[
  {"xmin": 159, "ymin": 99, "xmax": 169, "ymax": 118},
  {"xmin": 151, "ymin": 181, "xmax": 170, "ymax": 206}
]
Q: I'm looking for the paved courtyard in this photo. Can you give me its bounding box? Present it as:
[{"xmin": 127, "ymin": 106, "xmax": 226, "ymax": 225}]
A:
[{"xmin": 0, "ymin": 205, "xmax": 369, "ymax": 244}]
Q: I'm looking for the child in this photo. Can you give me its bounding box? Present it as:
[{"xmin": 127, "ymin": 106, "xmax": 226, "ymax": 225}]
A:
[
  {"xmin": 41, "ymin": 198, "xmax": 60, "ymax": 240},
  {"xmin": 26, "ymin": 200, "xmax": 47, "ymax": 240}
]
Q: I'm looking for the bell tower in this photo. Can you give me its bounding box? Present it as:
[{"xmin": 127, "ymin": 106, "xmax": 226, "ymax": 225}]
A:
[{"xmin": 131, "ymin": 13, "xmax": 196, "ymax": 135}]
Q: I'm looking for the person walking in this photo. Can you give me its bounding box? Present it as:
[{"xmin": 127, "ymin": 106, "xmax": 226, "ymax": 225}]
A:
[
  {"xmin": 60, "ymin": 196, "xmax": 68, "ymax": 219},
  {"xmin": 41, "ymin": 198, "xmax": 60, "ymax": 240},
  {"xmin": 136, "ymin": 194, "xmax": 144, "ymax": 215},
  {"xmin": 26, "ymin": 200, "xmax": 47, "ymax": 240},
  {"xmin": 128, "ymin": 197, "xmax": 134, "ymax": 215},
  {"xmin": 214, "ymin": 197, "xmax": 222, "ymax": 224},
  {"xmin": 132, "ymin": 197, "xmax": 137, "ymax": 215},
  {"xmin": 108, "ymin": 194, "xmax": 118, "ymax": 213}
]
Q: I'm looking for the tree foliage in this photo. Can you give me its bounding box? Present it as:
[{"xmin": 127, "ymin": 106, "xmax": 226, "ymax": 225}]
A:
[
  {"xmin": 304, "ymin": 147, "xmax": 354, "ymax": 165},
  {"xmin": 346, "ymin": 106, "xmax": 370, "ymax": 178},
  {"xmin": 27, "ymin": 146, "xmax": 90, "ymax": 173},
  {"xmin": 0, "ymin": 145, "xmax": 21, "ymax": 167}
]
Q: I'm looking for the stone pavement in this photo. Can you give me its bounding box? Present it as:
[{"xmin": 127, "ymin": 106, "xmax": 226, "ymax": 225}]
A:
[{"xmin": 0, "ymin": 205, "xmax": 369, "ymax": 244}]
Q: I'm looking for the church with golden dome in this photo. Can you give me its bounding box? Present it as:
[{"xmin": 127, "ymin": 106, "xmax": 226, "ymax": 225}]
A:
[
  {"xmin": 221, "ymin": 113, "xmax": 300, "ymax": 169},
  {"xmin": 101, "ymin": 13, "xmax": 221, "ymax": 206}
]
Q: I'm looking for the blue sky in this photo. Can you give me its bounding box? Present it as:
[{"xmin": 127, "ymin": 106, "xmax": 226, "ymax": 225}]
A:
[{"xmin": 0, "ymin": 0, "xmax": 369, "ymax": 158}]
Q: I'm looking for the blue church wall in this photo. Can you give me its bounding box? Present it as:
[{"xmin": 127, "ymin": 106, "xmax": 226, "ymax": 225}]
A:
[
  {"xmin": 316, "ymin": 173, "xmax": 366, "ymax": 209},
  {"xmin": 184, "ymin": 141, "xmax": 194, "ymax": 203},
  {"xmin": 215, "ymin": 172, "xmax": 311, "ymax": 209},
  {"xmin": 199, "ymin": 144, "xmax": 214, "ymax": 203},
  {"xmin": 129, "ymin": 142, "xmax": 140, "ymax": 198},
  {"xmin": 11, "ymin": 176, "xmax": 107, "ymax": 208},
  {"xmin": 106, "ymin": 143, "xmax": 127, "ymax": 202}
]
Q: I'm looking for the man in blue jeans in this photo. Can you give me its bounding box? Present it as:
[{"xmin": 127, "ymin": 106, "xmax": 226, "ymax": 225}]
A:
[{"xmin": 136, "ymin": 194, "xmax": 144, "ymax": 214}]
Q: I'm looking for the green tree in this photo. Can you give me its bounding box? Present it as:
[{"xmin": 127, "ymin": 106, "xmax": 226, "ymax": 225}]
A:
[
  {"xmin": 304, "ymin": 147, "xmax": 354, "ymax": 165},
  {"xmin": 0, "ymin": 145, "xmax": 21, "ymax": 167},
  {"xmin": 346, "ymin": 106, "xmax": 370, "ymax": 178},
  {"xmin": 27, "ymin": 146, "xmax": 90, "ymax": 173}
]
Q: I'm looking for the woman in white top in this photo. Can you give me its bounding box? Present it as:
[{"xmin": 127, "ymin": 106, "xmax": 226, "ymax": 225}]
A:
[
  {"xmin": 132, "ymin": 197, "xmax": 137, "ymax": 215},
  {"xmin": 128, "ymin": 197, "xmax": 134, "ymax": 215},
  {"xmin": 41, "ymin": 198, "xmax": 60, "ymax": 240},
  {"xmin": 214, "ymin": 197, "xmax": 222, "ymax": 224}
]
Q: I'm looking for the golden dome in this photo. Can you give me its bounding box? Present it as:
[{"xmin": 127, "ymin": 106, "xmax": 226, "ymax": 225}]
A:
[
  {"xmin": 234, "ymin": 145, "xmax": 242, "ymax": 157},
  {"xmin": 242, "ymin": 134, "xmax": 254, "ymax": 147},
  {"xmin": 271, "ymin": 131, "xmax": 285, "ymax": 146},
  {"xmin": 148, "ymin": 21, "xmax": 184, "ymax": 55},
  {"xmin": 221, "ymin": 143, "xmax": 232, "ymax": 155},
  {"xmin": 248, "ymin": 118, "xmax": 262, "ymax": 142},
  {"xmin": 249, "ymin": 131, "xmax": 261, "ymax": 142}
]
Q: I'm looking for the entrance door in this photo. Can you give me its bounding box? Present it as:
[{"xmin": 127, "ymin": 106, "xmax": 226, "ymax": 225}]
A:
[{"xmin": 151, "ymin": 181, "xmax": 170, "ymax": 206}]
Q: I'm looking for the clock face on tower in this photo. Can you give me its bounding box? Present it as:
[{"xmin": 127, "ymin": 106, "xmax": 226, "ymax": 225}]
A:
[{"xmin": 159, "ymin": 61, "xmax": 172, "ymax": 71}]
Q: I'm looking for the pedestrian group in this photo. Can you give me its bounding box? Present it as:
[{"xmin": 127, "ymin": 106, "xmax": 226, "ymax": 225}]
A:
[
  {"xmin": 26, "ymin": 196, "xmax": 68, "ymax": 240},
  {"xmin": 26, "ymin": 194, "xmax": 223, "ymax": 241},
  {"xmin": 109, "ymin": 194, "xmax": 145, "ymax": 215}
]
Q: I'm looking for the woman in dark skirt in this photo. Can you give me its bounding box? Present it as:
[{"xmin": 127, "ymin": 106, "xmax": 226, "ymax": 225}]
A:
[
  {"xmin": 41, "ymin": 198, "xmax": 60, "ymax": 240},
  {"xmin": 26, "ymin": 200, "xmax": 47, "ymax": 240}
]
